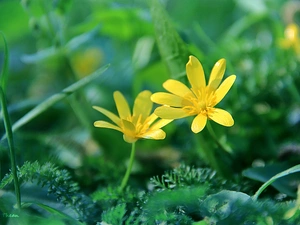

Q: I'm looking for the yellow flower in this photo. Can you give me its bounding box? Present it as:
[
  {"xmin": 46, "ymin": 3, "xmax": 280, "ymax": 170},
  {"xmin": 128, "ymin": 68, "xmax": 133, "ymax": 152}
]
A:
[
  {"xmin": 151, "ymin": 56, "xmax": 236, "ymax": 133},
  {"xmin": 93, "ymin": 90, "xmax": 173, "ymax": 143},
  {"xmin": 279, "ymin": 23, "xmax": 300, "ymax": 54},
  {"xmin": 71, "ymin": 48, "xmax": 103, "ymax": 78}
]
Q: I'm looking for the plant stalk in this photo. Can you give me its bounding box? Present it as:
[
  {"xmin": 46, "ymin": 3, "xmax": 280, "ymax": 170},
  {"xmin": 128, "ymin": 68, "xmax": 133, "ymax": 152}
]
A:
[
  {"xmin": 206, "ymin": 121, "xmax": 232, "ymax": 154},
  {"xmin": 119, "ymin": 142, "xmax": 136, "ymax": 192},
  {"xmin": 0, "ymin": 87, "xmax": 21, "ymax": 209}
]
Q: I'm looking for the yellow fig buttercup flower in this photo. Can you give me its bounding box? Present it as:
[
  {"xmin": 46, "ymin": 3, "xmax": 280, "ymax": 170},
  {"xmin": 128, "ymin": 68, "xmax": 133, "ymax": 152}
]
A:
[
  {"xmin": 151, "ymin": 56, "xmax": 236, "ymax": 133},
  {"xmin": 279, "ymin": 23, "xmax": 300, "ymax": 54},
  {"xmin": 93, "ymin": 90, "xmax": 173, "ymax": 143},
  {"xmin": 93, "ymin": 90, "xmax": 172, "ymax": 192}
]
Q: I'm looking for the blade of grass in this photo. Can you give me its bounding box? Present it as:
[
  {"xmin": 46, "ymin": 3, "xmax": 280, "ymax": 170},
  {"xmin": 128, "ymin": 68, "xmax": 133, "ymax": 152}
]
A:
[
  {"xmin": 0, "ymin": 32, "xmax": 21, "ymax": 209},
  {"xmin": 0, "ymin": 88, "xmax": 21, "ymax": 209},
  {"xmin": 1, "ymin": 64, "xmax": 110, "ymax": 140},
  {"xmin": 252, "ymin": 164, "xmax": 300, "ymax": 201},
  {"xmin": 0, "ymin": 31, "xmax": 9, "ymax": 93}
]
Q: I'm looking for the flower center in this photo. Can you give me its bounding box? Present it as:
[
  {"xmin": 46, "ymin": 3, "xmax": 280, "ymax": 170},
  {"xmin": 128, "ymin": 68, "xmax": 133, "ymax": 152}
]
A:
[
  {"xmin": 131, "ymin": 114, "xmax": 150, "ymax": 135},
  {"xmin": 182, "ymin": 88, "xmax": 217, "ymax": 116}
]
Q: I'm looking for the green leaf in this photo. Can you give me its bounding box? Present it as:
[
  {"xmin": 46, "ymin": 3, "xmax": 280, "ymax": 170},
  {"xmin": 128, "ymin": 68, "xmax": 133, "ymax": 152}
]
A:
[
  {"xmin": 22, "ymin": 27, "xmax": 99, "ymax": 63},
  {"xmin": 201, "ymin": 190, "xmax": 251, "ymax": 221},
  {"xmin": 0, "ymin": 1, "xmax": 29, "ymax": 43},
  {"xmin": 22, "ymin": 202, "xmax": 84, "ymax": 225},
  {"xmin": 149, "ymin": 0, "xmax": 190, "ymax": 79},
  {"xmin": 93, "ymin": 8, "xmax": 152, "ymax": 41},
  {"xmin": 21, "ymin": 47, "xmax": 61, "ymax": 63},
  {"xmin": 243, "ymin": 162, "xmax": 300, "ymax": 198},
  {"xmin": 101, "ymin": 203, "xmax": 127, "ymax": 225},
  {"xmin": 1, "ymin": 64, "xmax": 110, "ymax": 140},
  {"xmin": 248, "ymin": 163, "xmax": 300, "ymax": 200},
  {"xmin": 65, "ymin": 27, "xmax": 99, "ymax": 52},
  {"xmin": 144, "ymin": 186, "xmax": 207, "ymax": 218}
]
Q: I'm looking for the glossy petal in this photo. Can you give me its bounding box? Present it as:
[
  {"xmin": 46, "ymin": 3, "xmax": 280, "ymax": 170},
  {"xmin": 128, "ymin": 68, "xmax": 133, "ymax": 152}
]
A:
[
  {"xmin": 145, "ymin": 113, "xmax": 158, "ymax": 126},
  {"xmin": 94, "ymin": 121, "xmax": 122, "ymax": 132},
  {"xmin": 151, "ymin": 92, "xmax": 183, "ymax": 107},
  {"xmin": 123, "ymin": 135, "xmax": 138, "ymax": 143},
  {"xmin": 133, "ymin": 90, "xmax": 152, "ymax": 118},
  {"xmin": 113, "ymin": 91, "xmax": 131, "ymax": 119},
  {"xmin": 163, "ymin": 79, "xmax": 193, "ymax": 97},
  {"xmin": 214, "ymin": 75, "xmax": 236, "ymax": 106},
  {"xmin": 208, "ymin": 58, "xmax": 226, "ymax": 91},
  {"xmin": 140, "ymin": 129, "xmax": 166, "ymax": 140},
  {"xmin": 186, "ymin": 55, "xmax": 206, "ymax": 91},
  {"xmin": 191, "ymin": 113, "xmax": 207, "ymax": 133},
  {"xmin": 94, "ymin": 90, "xmax": 173, "ymax": 142},
  {"xmin": 121, "ymin": 119, "xmax": 136, "ymax": 136},
  {"xmin": 154, "ymin": 106, "xmax": 188, "ymax": 119},
  {"xmin": 150, "ymin": 118, "xmax": 173, "ymax": 130},
  {"xmin": 209, "ymin": 108, "xmax": 234, "ymax": 127},
  {"xmin": 93, "ymin": 106, "xmax": 120, "ymax": 126}
]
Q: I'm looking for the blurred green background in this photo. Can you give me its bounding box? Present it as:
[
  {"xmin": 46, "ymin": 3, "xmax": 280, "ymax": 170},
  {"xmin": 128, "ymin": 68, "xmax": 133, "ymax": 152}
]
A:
[{"xmin": 0, "ymin": 0, "xmax": 300, "ymax": 192}]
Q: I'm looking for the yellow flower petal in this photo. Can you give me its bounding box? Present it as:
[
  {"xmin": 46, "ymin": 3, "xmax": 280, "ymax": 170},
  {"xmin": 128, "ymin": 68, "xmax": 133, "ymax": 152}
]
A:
[
  {"xmin": 145, "ymin": 113, "xmax": 158, "ymax": 126},
  {"xmin": 123, "ymin": 135, "xmax": 138, "ymax": 143},
  {"xmin": 94, "ymin": 121, "xmax": 122, "ymax": 132},
  {"xmin": 121, "ymin": 119, "xmax": 136, "ymax": 136},
  {"xmin": 114, "ymin": 91, "xmax": 131, "ymax": 119},
  {"xmin": 133, "ymin": 90, "xmax": 152, "ymax": 119},
  {"xmin": 191, "ymin": 113, "xmax": 207, "ymax": 133},
  {"xmin": 150, "ymin": 118, "xmax": 173, "ymax": 130},
  {"xmin": 186, "ymin": 55, "xmax": 206, "ymax": 91},
  {"xmin": 163, "ymin": 79, "xmax": 193, "ymax": 97},
  {"xmin": 209, "ymin": 108, "xmax": 234, "ymax": 127},
  {"xmin": 93, "ymin": 106, "xmax": 121, "ymax": 126},
  {"xmin": 214, "ymin": 75, "xmax": 236, "ymax": 106},
  {"xmin": 208, "ymin": 58, "xmax": 226, "ymax": 91},
  {"xmin": 139, "ymin": 129, "xmax": 166, "ymax": 140},
  {"xmin": 94, "ymin": 90, "xmax": 173, "ymax": 142},
  {"xmin": 154, "ymin": 106, "xmax": 188, "ymax": 119},
  {"xmin": 121, "ymin": 119, "xmax": 137, "ymax": 143},
  {"xmin": 151, "ymin": 92, "xmax": 183, "ymax": 107}
]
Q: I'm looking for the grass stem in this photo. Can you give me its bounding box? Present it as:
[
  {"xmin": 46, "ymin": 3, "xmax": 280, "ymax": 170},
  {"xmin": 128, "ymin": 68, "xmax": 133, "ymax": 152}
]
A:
[{"xmin": 0, "ymin": 87, "xmax": 21, "ymax": 209}]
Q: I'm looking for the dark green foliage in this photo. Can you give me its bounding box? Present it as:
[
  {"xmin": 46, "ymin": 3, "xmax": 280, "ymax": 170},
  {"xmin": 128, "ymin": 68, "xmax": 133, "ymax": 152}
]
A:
[
  {"xmin": 144, "ymin": 186, "xmax": 206, "ymax": 222},
  {"xmin": 150, "ymin": 164, "xmax": 257, "ymax": 195},
  {"xmin": 1, "ymin": 0, "xmax": 300, "ymax": 224},
  {"xmin": 0, "ymin": 161, "xmax": 96, "ymax": 222},
  {"xmin": 199, "ymin": 190, "xmax": 298, "ymax": 224},
  {"xmin": 243, "ymin": 162, "xmax": 300, "ymax": 197},
  {"xmin": 99, "ymin": 203, "xmax": 127, "ymax": 225},
  {"xmin": 98, "ymin": 203, "xmax": 141, "ymax": 225},
  {"xmin": 150, "ymin": 164, "xmax": 218, "ymax": 191}
]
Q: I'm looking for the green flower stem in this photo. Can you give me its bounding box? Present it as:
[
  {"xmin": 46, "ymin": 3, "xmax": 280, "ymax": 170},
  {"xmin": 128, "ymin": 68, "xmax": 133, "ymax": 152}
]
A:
[
  {"xmin": 206, "ymin": 121, "xmax": 233, "ymax": 154},
  {"xmin": 253, "ymin": 164, "xmax": 300, "ymax": 201},
  {"xmin": 195, "ymin": 132, "xmax": 223, "ymax": 176},
  {"xmin": 195, "ymin": 121, "xmax": 233, "ymax": 178},
  {"xmin": 0, "ymin": 88, "xmax": 21, "ymax": 209},
  {"xmin": 119, "ymin": 142, "xmax": 136, "ymax": 192}
]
